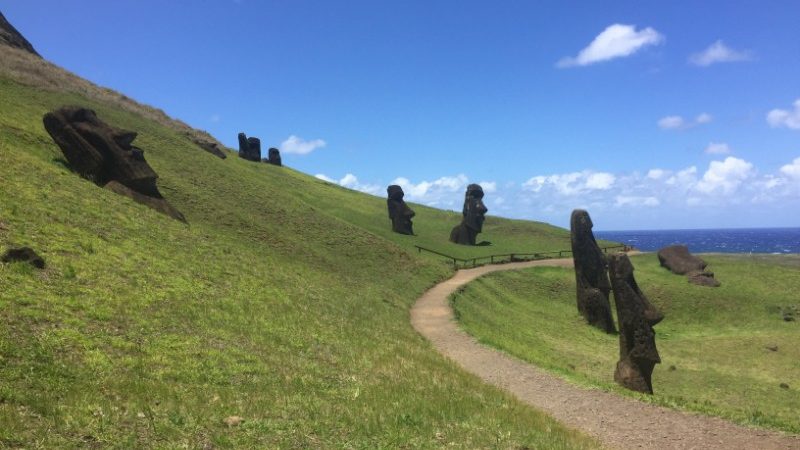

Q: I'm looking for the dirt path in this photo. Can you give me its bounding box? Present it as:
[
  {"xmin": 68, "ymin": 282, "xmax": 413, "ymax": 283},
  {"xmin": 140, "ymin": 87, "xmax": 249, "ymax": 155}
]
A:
[{"xmin": 410, "ymin": 258, "xmax": 800, "ymax": 450}]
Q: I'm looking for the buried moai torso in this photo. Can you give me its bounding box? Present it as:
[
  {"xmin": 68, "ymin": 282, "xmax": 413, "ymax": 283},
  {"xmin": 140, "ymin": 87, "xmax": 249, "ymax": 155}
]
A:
[
  {"xmin": 237, "ymin": 132, "xmax": 261, "ymax": 162},
  {"xmin": 569, "ymin": 209, "xmax": 616, "ymax": 333},
  {"xmin": 267, "ymin": 147, "xmax": 282, "ymax": 166},
  {"xmin": 449, "ymin": 184, "xmax": 488, "ymax": 245},
  {"xmin": 386, "ymin": 185, "xmax": 415, "ymax": 235},
  {"xmin": 609, "ymin": 252, "xmax": 663, "ymax": 394}
]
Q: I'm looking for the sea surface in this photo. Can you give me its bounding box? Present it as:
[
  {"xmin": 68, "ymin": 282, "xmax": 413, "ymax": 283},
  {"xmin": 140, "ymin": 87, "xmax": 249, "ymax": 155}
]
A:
[{"xmin": 595, "ymin": 228, "xmax": 800, "ymax": 254}]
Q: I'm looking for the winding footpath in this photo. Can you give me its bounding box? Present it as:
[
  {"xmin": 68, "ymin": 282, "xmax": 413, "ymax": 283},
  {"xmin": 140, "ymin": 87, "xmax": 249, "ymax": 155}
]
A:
[{"xmin": 410, "ymin": 258, "xmax": 800, "ymax": 450}]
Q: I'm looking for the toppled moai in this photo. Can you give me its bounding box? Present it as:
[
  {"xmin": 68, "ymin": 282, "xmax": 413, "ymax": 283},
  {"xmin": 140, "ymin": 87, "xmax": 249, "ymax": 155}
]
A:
[
  {"xmin": 609, "ymin": 253, "xmax": 663, "ymax": 394},
  {"xmin": 386, "ymin": 185, "xmax": 415, "ymax": 235},
  {"xmin": 657, "ymin": 244, "xmax": 720, "ymax": 287},
  {"xmin": 237, "ymin": 132, "xmax": 261, "ymax": 162},
  {"xmin": 266, "ymin": 148, "xmax": 282, "ymax": 166},
  {"xmin": 570, "ymin": 209, "xmax": 616, "ymax": 333},
  {"xmin": 190, "ymin": 136, "xmax": 227, "ymax": 159},
  {"xmin": 42, "ymin": 106, "xmax": 185, "ymax": 221},
  {"xmin": 1, "ymin": 246, "xmax": 45, "ymax": 269},
  {"xmin": 449, "ymin": 184, "xmax": 488, "ymax": 245}
]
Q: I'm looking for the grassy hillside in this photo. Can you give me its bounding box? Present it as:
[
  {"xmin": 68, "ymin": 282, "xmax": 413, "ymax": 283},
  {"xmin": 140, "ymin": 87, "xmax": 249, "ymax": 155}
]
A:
[
  {"xmin": 452, "ymin": 253, "xmax": 800, "ymax": 433},
  {"xmin": 0, "ymin": 51, "xmax": 598, "ymax": 448}
]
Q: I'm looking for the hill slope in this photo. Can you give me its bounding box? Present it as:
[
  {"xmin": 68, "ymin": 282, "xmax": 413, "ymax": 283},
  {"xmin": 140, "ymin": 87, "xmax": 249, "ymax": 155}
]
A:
[{"xmin": 0, "ymin": 45, "xmax": 596, "ymax": 448}]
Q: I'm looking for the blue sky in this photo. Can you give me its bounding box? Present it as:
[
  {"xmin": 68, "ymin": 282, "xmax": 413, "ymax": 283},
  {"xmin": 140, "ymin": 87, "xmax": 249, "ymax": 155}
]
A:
[{"xmin": 4, "ymin": 1, "xmax": 800, "ymax": 229}]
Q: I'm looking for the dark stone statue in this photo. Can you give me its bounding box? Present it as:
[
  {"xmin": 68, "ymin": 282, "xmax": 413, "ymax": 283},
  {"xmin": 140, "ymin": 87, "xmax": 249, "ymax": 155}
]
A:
[
  {"xmin": 237, "ymin": 132, "xmax": 261, "ymax": 162},
  {"xmin": 609, "ymin": 253, "xmax": 663, "ymax": 394},
  {"xmin": 658, "ymin": 244, "xmax": 720, "ymax": 287},
  {"xmin": 0, "ymin": 11, "xmax": 40, "ymax": 57},
  {"xmin": 569, "ymin": 209, "xmax": 616, "ymax": 333},
  {"xmin": 267, "ymin": 148, "xmax": 282, "ymax": 166},
  {"xmin": 191, "ymin": 137, "xmax": 227, "ymax": 159},
  {"xmin": 386, "ymin": 185, "xmax": 415, "ymax": 235},
  {"xmin": 449, "ymin": 184, "xmax": 488, "ymax": 245},
  {"xmin": 42, "ymin": 106, "xmax": 185, "ymax": 221},
  {"xmin": 1, "ymin": 247, "xmax": 45, "ymax": 269}
]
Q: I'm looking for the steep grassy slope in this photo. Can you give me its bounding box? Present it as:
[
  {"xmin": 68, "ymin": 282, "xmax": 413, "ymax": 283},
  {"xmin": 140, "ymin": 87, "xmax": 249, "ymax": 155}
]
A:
[
  {"xmin": 452, "ymin": 254, "xmax": 800, "ymax": 433},
  {"xmin": 0, "ymin": 70, "xmax": 598, "ymax": 448}
]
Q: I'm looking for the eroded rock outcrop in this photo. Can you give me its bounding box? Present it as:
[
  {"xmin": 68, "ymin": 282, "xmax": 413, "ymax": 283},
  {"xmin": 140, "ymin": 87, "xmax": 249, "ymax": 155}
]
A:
[
  {"xmin": 658, "ymin": 244, "xmax": 719, "ymax": 287},
  {"xmin": 2, "ymin": 246, "xmax": 45, "ymax": 268},
  {"xmin": 387, "ymin": 185, "xmax": 415, "ymax": 235},
  {"xmin": 570, "ymin": 209, "xmax": 616, "ymax": 333},
  {"xmin": 0, "ymin": 11, "xmax": 40, "ymax": 57},
  {"xmin": 609, "ymin": 252, "xmax": 663, "ymax": 394},
  {"xmin": 449, "ymin": 184, "xmax": 487, "ymax": 245},
  {"xmin": 237, "ymin": 132, "xmax": 261, "ymax": 162},
  {"xmin": 267, "ymin": 147, "xmax": 282, "ymax": 166},
  {"xmin": 42, "ymin": 106, "xmax": 185, "ymax": 221}
]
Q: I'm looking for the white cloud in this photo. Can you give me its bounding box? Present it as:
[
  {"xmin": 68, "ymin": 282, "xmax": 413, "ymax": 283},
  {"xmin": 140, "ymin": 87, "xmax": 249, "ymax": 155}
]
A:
[
  {"xmin": 689, "ymin": 40, "xmax": 752, "ymax": 67},
  {"xmin": 705, "ymin": 142, "xmax": 731, "ymax": 154},
  {"xmin": 315, "ymin": 173, "xmax": 381, "ymax": 196},
  {"xmin": 695, "ymin": 157, "xmax": 754, "ymax": 194},
  {"xmin": 665, "ymin": 166, "xmax": 698, "ymax": 186},
  {"xmin": 647, "ymin": 169, "xmax": 666, "ymax": 179},
  {"xmin": 767, "ymin": 99, "xmax": 800, "ymax": 130},
  {"xmin": 390, "ymin": 174, "xmax": 470, "ymax": 208},
  {"xmin": 478, "ymin": 181, "xmax": 497, "ymax": 193},
  {"xmin": 557, "ymin": 24, "xmax": 664, "ymax": 68},
  {"xmin": 658, "ymin": 113, "xmax": 712, "ymax": 130},
  {"xmin": 780, "ymin": 157, "xmax": 800, "ymax": 179},
  {"xmin": 615, "ymin": 196, "xmax": 660, "ymax": 207},
  {"xmin": 522, "ymin": 171, "xmax": 616, "ymax": 195},
  {"xmin": 280, "ymin": 135, "xmax": 327, "ymax": 155}
]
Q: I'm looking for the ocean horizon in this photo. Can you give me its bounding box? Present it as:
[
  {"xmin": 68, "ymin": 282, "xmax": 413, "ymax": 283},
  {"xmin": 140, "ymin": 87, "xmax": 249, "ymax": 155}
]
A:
[{"xmin": 594, "ymin": 227, "xmax": 800, "ymax": 254}]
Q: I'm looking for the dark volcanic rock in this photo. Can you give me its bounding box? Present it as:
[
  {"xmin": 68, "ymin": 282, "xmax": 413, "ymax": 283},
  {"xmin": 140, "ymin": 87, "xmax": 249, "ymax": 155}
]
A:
[
  {"xmin": 267, "ymin": 148, "xmax": 282, "ymax": 166},
  {"xmin": 386, "ymin": 185, "xmax": 415, "ymax": 235},
  {"xmin": 237, "ymin": 133, "xmax": 261, "ymax": 162},
  {"xmin": 191, "ymin": 137, "xmax": 227, "ymax": 159},
  {"xmin": 570, "ymin": 209, "xmax": 616, "ymax": 333},
  {"xmin": 657, "ymin": 245, "xmax": 706, "ymax": 275},
  {"xmin": 1, "ymin": 247, "xmax": 45, "ymax": 269},
  {"xmin": 449, "ymin": 184, "xmax": 488, "ymax": 245},
  {"xmin": 686, "ymin": 270, "xmax": 721, "ymax": 287},
  {"xmin": 609, "ymin": 252, "xmax": 663, "ymax": 394},
  {"xmin": 42, "ymin": 106, "xmax": 185, "ymax": 221},
  {"xmin": 0, "ymin": 11, "xmax": 40, "ymax": 57}
]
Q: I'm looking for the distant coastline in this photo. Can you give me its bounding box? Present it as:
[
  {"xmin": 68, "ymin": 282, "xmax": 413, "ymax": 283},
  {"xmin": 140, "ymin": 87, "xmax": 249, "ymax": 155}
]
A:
[{"xmin": 595, "ymin": 227, "xmax": 800, "ymax": 254}]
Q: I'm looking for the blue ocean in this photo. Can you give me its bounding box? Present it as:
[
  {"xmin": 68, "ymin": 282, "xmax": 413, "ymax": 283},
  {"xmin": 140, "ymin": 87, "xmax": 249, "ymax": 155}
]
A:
[{"xmin": 595, "ymin": 228, "xmax": 800, "ymax": 254}]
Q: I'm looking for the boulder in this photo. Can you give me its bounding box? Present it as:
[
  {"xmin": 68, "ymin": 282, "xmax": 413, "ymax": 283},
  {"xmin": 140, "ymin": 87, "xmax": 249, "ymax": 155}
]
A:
[
  {"xmin": 1, "ymin": 246, "xmax": 45, "ymax": 269},
  {"xmin": 191, "ymin": 137, "xmax": 227, "ymax": 159},
  {"xmin": 386, "ymin": 185, "xmax": 415, "ymax": 235},
  {"xmin": 237, "ymin": 133, "xmax": 261, "ymax": 162},
  {"xmin": 686, "ymin": 270, "xmax": 721, "ymax": 287},
  {"xmin": 657, "ymin": 244, "xmax": 706, "ymax": 275},
  {"xmin": 42, "ymin": 106, "xmax": 185, "ymax": 221},
  {"xmin": 569, "ymin": 209, "xmax": 616, "ymax": 333},
  {"xmin": 0, "ymin": 11, "xmax": 40, "ymax": 57},
  {"xmin": 609, "ymin": 253, "xmax": 663, "ymax": 394},
  {"xmin": 449, "ymin": 184, "xmax": 487, "ymax": 245}
]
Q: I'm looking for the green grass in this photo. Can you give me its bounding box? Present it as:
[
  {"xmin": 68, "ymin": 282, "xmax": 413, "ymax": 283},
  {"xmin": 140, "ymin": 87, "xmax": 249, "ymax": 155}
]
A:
[
  {"xmin": 452, "ymin": 253, "xmax": 800, "ymax": 433},
  {"xmin": 0, "ymin": 70, "xmax": 600, "ymax": 449}
]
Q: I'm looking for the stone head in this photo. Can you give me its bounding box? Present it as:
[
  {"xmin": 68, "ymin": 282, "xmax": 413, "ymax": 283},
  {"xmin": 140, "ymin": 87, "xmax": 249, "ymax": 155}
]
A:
[
  {"xmin": 570, "ymin": 209, "xmax": 594, "ymax": 235},
  {"xmin": 463, "ymin": 184, "xmax": 488, "ymax": 231},
  {"xmin": 387, "ymin": 185, "xmax": 405, "ymax": 202}
]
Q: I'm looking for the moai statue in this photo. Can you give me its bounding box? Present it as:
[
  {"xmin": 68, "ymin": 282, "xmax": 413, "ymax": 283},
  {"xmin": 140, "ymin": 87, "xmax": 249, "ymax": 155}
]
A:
[
  {"xmin": 42, "ymin": 106, "xmax": 185, "ymax": 221},
  {"xmin": 569, "ymin": 209, "xmax": 616, "ymax": 333},
  {"xmin": 237, "ymin": 132, "xmax": 261, "ymax": 162},
  {"xmin": 386, "ymin": 185, "xmax": 415, "ymax": 235},
  {"xmin": 449, "ymin": 184, "xmax": 488, "ymax": 245},
  {"xmin": 609, "ymin": 253, "xmax": 663, "ymax": 394},
  {"xmin": 267, "ymin": 147, "xmax": 282, "ymax": 166}
]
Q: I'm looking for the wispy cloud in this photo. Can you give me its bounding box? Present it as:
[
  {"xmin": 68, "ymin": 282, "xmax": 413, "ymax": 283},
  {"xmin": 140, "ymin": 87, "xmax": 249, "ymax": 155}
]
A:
[
  {"xmin": 658, "ymin": 112, "xmax": 712, "ymax": 130},
  {"xmin": 767, "ymin": 99, "xmax": 800, "ymax": 130},
  {"xmin": 557, "ymin": 24, "xmax": 664, "ymax": 68},
  {"xmin": 781, "ymin": 157, "xmax": 800, "ymax": 179},
  {"xmin": 280, "ymin": 135, "xmax": 327, "ymax": 155},
  {"xmin": 315, "ymin": 173, "xmax": 381, "ymax": 196},
  {"xmin": 522, "ymin": 171, "xmax": 616, "ymax": 195},
  {"xmin": 689, "ymin": 40, "xmax": 753, "ymax": 67},
  {"xmin": 704, "ymin": 142, "xmax": 731, "ymax": 154}
]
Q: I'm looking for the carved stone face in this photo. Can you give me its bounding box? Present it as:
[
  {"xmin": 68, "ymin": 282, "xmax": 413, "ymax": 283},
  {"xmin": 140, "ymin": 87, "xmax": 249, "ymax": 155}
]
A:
[
  {"xmin": 570, "ymin": 209, "xmax": 593, "ymax": 237},
  {"xmin": 387, "ymin": 185, "xmax": 415, "ymax": 234},
  {"xmin": 463, "ymin": 184, "xmax": 488, "ymax": 232}
]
